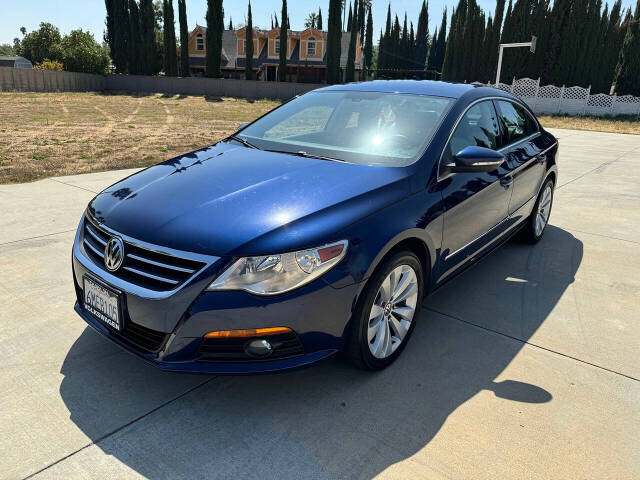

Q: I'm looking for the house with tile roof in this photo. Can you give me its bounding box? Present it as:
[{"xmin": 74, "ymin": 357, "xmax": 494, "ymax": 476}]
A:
[{"xmin": 187, "ymin": 25, "xmax": 362, "ymax": 83}]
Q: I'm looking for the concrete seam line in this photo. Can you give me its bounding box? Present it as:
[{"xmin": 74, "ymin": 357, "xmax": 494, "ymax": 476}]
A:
[
  {"xmin": 564, "ymin": 227, "xmax": 640, "ymax": 246},
  {"xmin": 556, "ymin": 150, "xmax": 631, "ymax": 190},
  {"xmin": 0, "ymin": 229, "xmax": 77, "ymax": 246},
  {"xmin": 423, "ymin": 306, "xmax": 639, "ymax": 383},
  {"xmin": 22, "ymin": 376, "xmax": 216, "ymax": 480},
  {"xmin": 48, "ymin": 178, "xmax": 99, "ymax": 194}
]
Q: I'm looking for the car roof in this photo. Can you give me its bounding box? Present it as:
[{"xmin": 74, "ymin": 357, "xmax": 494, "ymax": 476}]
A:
[{"xmin": 317, "ymin": 80, "xmax": 481, "ymax": 98}]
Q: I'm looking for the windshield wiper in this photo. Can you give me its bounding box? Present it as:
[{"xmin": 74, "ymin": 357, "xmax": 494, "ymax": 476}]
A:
[
  {"xmin": 266, "ymin": 149, "xmax": 346, "ymax": 163},
  {"xmin": 225, "ymin": 134, "xmax": 260, "ymax": 149}
]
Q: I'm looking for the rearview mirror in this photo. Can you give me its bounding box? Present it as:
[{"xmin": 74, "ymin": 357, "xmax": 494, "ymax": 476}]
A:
[{"xmin": 451, "ymin": 146, "xmax": 504, "ymax": 173}]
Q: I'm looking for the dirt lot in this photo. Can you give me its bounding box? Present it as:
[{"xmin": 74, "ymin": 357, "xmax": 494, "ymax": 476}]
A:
[
  {"xmin": 0, "ymin": 92, "xmax": 280, "ymax": 184},
  {"xmin": 1, "ymin": 91, "xmax": 638, "ymax": 184}
]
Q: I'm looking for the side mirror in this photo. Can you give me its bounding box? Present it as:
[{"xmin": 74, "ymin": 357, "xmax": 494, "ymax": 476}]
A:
[{"xmin": 451, "ymin": 146, "xmax": 504, "ymax": 173}]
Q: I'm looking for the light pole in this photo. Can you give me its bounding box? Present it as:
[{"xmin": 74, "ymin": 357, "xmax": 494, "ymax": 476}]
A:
[{"xmin": 495, "ymin": 36, "xmax": 537, "ymax": 85}]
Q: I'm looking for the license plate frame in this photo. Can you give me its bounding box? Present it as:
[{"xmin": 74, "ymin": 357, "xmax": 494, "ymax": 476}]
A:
[{"xmin": 83, "ymin": 275, "xmax": 123, "ymax": 331}]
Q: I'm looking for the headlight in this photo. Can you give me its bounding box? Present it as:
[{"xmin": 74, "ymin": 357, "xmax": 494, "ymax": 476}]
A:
[{"xmin": 206, "ymin": 240, "xmax": 348, "ymax": 295}]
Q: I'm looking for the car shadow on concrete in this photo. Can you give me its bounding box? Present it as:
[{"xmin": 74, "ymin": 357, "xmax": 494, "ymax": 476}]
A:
[{"xmin": 59, "ymin": 225, "xmax": 581, "ymax": 478}]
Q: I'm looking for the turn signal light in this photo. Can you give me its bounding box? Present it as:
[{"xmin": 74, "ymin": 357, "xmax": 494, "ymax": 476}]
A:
[{"xmin": 204, "ymin": 327, "xmax": 292, "ymax": 339}]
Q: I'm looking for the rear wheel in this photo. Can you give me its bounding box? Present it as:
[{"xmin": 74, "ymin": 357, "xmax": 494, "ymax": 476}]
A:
[
  {"xmin": 520, "ymin": 177, "xmax": 554, "ymax": 243},
  {"xmin": 345, "ymin": 252, "xmax": 424, "ymax": 370}
]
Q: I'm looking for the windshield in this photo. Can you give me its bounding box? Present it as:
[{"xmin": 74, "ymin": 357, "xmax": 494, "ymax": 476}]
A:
[{"xmin": 237, "ymin": 91, "xmax": 453, "ymax": 166}]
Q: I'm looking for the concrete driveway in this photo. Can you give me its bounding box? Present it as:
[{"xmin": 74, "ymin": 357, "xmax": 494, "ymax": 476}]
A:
[{"xmin": 1, "ymin": 128, "xmax": 639, "ymax": 479}]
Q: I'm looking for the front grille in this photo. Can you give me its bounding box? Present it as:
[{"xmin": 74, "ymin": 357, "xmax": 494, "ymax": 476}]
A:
[
  {"xmin": 197, "ymin": 331, "xmax": 305, "ymax": 362},
  {"xmin": 82, "ymin": 217, "xmax": 207, "ymax": 291},
  {"xmin": 118, "ymin": 321, "xmax": 168, "ymax": 353}
]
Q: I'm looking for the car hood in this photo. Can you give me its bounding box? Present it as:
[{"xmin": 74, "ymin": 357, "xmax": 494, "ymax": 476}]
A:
[{"xmin": 88, "ymin": 142, "xmax": 411, "ymax": 256}]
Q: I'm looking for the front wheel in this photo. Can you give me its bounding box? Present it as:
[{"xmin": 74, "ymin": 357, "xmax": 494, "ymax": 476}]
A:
[
  {"xmin": 521, "ymin": 177, "xmax": 554, "ymax": 243},
  {"xmin": 344, "ymin": 252, "xmax": 424, "ymax": 370}
]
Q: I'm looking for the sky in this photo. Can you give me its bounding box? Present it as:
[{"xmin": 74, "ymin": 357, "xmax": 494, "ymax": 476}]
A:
[{"xmin": 1, "ymin": 0, "xmax": 636, "ymax": 47}]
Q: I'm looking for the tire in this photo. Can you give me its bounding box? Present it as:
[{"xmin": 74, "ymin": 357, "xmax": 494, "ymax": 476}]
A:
[
  {"xmin": 520, "ymin": 176, "xmax": 554, "ymax": 244},
  {"xmin": 344, "ymin": 251, "xmax": 424, "ymax": 371}
]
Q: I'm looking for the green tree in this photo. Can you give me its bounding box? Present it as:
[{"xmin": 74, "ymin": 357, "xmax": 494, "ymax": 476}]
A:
[
  {"xmin": 346, "ymin": 0, "xmax": 358, "ymax": 81},
  {"xmin": 163, "ymin": 0, "xmax": 178, "ymax": 75},
  {"xmin": 364, "ymin": 6, "xmax": 373, "ymax": 70},
  {"xmin": 59, "ymin": 29, "xmax": 110, "ymax": 74},
  {"xmin": 378, "ymin": 4, "xmax": 392, "ymax": 70},
  {"xmin": 206, "ymin": 0, "xmax": 223, "ymax": 77},
  {"xmin": 279, "ymin": 0, "xmax": 288, "ymax": 81},
  {"xmin": 18, "ymin": 22, "xmax": 62, "ymax": 65},
  {"xmin": 139, "ymin": 0, "xmax": 157, "ymax": 74},
  {"xmin": 0, "ymin": 44, "xmax": 14, "ymax": 55},
  {"xmin": 359, "ymin": 0, "xmax": 366, "ymax": 41},
  {"xmin": 326, "ymin": 0, "xmax": 343, "ymax": 83},
  {"xmin": 305, "ymin": 12, "xmax": 318, "ymax": 28},
  {"xmin": 415, "ymin": 0, "xmax": 429, "ymax": 70},
  {"xmin": 317, "ymin": 7, "xmax": 323, "ymax": 29},
  {"xmin": 229, "ymin": 17, "xmax": 233, "ymax": 29},
  {"xmin": 614, "ymin": 0, "xmax": 640, "ymax": 95},
  {"xmin": 129, "ymin": 0, "xmax": 142, "ymax": 74},
  {"xmin": 105, "ymin": 0, "xmax": 115, "ymax": 54},
  {"xmin": 245, "ymin": 1, "xmax": 254, "ymax": 80},
  {"xmin": 347, "ymin": 3, "xmax": 353, "ymax": 32},
  {"xmin": 178, "ymin": 0, "xmax": 189, "ymax": 76},
  {"xmin": 111, "ymin": 0, "xmax": 130, "ymax": 73}
]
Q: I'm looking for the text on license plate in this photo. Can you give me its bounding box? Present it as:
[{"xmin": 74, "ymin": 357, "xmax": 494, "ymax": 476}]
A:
[{"xmin": 84, "ymin": 277, "xmax": 121, "ymax": 331}]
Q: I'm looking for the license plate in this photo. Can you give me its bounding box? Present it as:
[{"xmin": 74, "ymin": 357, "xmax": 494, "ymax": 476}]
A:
[{"xmin": 83, "ymin": 276, "xmax": 121, "ymax": 331}]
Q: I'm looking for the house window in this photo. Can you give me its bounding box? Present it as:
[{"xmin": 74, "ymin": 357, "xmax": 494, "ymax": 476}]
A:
[
  {"xmin": 243, "ymin": 39, "xmax": 246, "ymax": 52},
  {"xmin": 196, "ymin": 34, "xmax": 204, "ymax": 51},
  {"xmin": 275, "ymin": 38, "xmax": 280, "ymax": 54},
  {"xmin": 307, "ymin": 37, "xmax": 316, "ymax": 56}
]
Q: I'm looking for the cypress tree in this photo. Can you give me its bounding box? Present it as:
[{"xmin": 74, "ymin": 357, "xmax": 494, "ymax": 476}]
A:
[
  {"xmin": 229, "ymin": 17, "xmax": 233, "ymax": 30},
  {"xmin": 409, "ymin": 22, "xmax": 416, "ymax": 70},
  {"xmin": 416, "ymin": 0, "xmax": 429, "ymax": 70},
  {"xmin": 112, "ymin": 0, "xmax": 130, "ymax": 73},
  {"xmin": 614, "ymin": 0, "xmax": 640, "ymax": 95},
  {"xmin": 163, "ymin": 0, "xmax": 178, "ymax": 76},
  {"xmin": 391, "ymin": 15, "xmax": 400, "ymax": 70},
  {"xmin": 427, "ymin": 27, "xmax": 437, "ymax": 70},
  {"xmin": 178, "ymin": 0, "xmax": 189, "ymax": 76},
  {"xmin": 347, "ymin": 3, "xmax": 353, "ymax": 32},
  {"xmin": 435, "ymin": 8, "xmax": 447, "ymax": 72},
  {"xmin": 245, "ymin": 1, "xmax": 254, "ymax": 80},
  {"xmin": 105, "ymin": 0, "xmax": 115, "ymax": 56},
  {"xmin": 139, "ymin": 0, "xmax": 156, "ymax": 74},
  {"xmin": 278, "ymin": 0, "xmax": 287, "ymax": 81},
  {"xmin": 401, "ymin": 13, "xmax": 409, "ymax": 69},
  {"xmin": 364, "ymin": 7, "xmax": 373, "ymax": 70},
  {"xmin": 317, "ymin": 8, "xmax": 323, "ymax": 30},
  {"xmin": 128, "ymin": 0, "xmax": 141, "ymax": 75},
  {"xmin": 359, "ymin": 0, "xmax": 366, "ymax": 41},
  {"xmin": 486, "ymin": 0, "xmax": 505, "ymax": 82},
  {"xmin": 206, "ymin": 0, "xmax": 223, "ymax": 77},
  {"xmin": 379, "ymin": 4, "xmax": 392, "ymax": 70},
  {"xmin": 327, "ymin": 0, "xmax": 342, "ymax": 83},
  {"xmin": 346, "ymin": 0, "xmax": 358, "ymax": 81}
]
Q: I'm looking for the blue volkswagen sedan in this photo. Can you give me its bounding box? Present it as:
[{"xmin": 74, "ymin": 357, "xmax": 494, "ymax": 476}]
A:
[{"xmin": 72, "ymin": 81, "xmax": 558, "ymax": 373}]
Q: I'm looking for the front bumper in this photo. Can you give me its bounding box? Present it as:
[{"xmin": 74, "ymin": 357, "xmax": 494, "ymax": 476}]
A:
[{"xmin": 72, "ymin": 216, "xmax": 362, "ymax": 374}]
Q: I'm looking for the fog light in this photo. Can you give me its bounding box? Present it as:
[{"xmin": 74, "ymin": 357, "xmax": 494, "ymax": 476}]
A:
[{"xmin": 246, "ymin": 339, "xmax": 273, "ymax": 358}]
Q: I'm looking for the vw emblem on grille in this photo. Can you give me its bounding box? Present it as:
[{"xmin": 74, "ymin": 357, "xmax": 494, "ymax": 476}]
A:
[{"xmin": 104, "ymin": 237, "xmax": 125, "ymax": 272}]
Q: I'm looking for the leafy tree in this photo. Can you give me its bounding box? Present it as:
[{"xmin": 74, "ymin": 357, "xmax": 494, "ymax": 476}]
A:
[
  {"xmin": 279, "ymin": 0, "xmax": 288, "ymax": 81},
  {"xmin": 415, "ymin": 0, "xmax": 429, "ymax": 70},
  {"xmin": 178, "ymin": 0, "xmax": 189, "ymax": 76},
  {"xmin": 163, "ymin": 0, "xmax": 178, "ymax": 75},
  {"xmin": 317, "ymin": 7, "xmax": 323, "ymax": 29},
  {"xmin": 59, "ymin": 29, "xmax": 110, "ymax": 74},
  {"xmin": 245, "ymin": 1, "xmax": 254, "ymax": 80},
  {"xmin": 364, "ymin": 6, "xmax": 373, "ymax": 70},
  {"xmin": 346, "ymin": 0, "xmax": 358, "ymax": 81},
  {"xmin": 614, "ymin": 0, "xmax": 640, "ymax": 95},
  {"xmin": 18, "ymin": 22, "xmax": 62, "ymax": 65},
  {"xmin": 0, "ymin": 44, "xmax": 15, "ymax": 55},
  {"xmin": 326, "ymin": 0, "xmax": 343, "ymax": 83},
  {"xmin": 206, "ymin": 0, "xmax": 223, "ymax": 77},
  {"xmin": 305, "ymin": 12, "xmax": 318, "ymax": 28}
]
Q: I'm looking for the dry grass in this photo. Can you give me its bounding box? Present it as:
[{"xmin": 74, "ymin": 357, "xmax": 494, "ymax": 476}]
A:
[
  {"xmin": 0, "ymin": 92, "xmax": 281, "ymax": 184},
  {"xmin": 539, "ymin": 114, "xmax": 640, "ymax": 135}
]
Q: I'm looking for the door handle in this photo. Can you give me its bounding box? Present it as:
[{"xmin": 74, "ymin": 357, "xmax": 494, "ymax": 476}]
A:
[
  {"xmin": 536, "ymin": 154, "xmax": 547, "ymax": 165},
  {"xmin": 500, "ymin": 176, "xmax": 513, "ymax": 189}
]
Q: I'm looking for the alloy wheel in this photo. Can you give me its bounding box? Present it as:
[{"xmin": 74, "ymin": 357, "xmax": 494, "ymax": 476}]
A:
[
  {"xmin": 535, "ymin": 184, "xmax": 553, "ymax": 237},
  {"xmin": 367, "ymin": 264, "xmax": 419, "ymax": 359}
]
